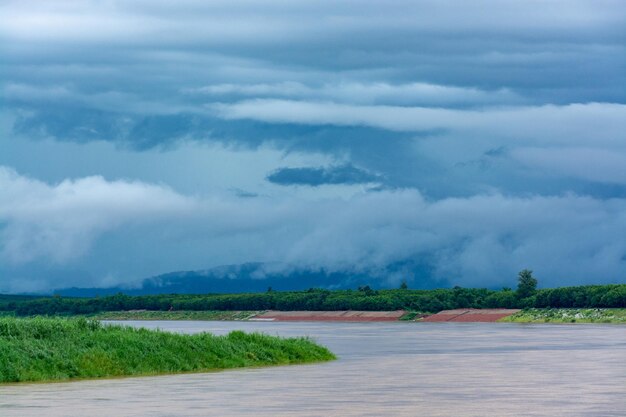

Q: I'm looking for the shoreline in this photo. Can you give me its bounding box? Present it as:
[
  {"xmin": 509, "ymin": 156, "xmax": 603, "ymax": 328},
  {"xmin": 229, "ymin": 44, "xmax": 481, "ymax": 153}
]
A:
[
  {"xmin": 87, "ymin": 308, "xmax": 626, "ymax": 324},
  {"xmin": 5, "ymin": 308, "xmax": 624, "ymax": 324}
]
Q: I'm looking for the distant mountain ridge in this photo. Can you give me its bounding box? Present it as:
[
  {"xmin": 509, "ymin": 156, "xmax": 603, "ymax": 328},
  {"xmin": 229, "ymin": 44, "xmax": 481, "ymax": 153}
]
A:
[{"xmin": 54, "ymin": 262, "xmax": 445, "ymax": 297}]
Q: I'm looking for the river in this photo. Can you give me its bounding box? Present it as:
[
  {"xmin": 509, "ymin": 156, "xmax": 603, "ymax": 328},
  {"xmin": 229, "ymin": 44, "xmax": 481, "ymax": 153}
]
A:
[{"xmin": 1, "ymin": 322, "xmax": 624, "ymax": 416}]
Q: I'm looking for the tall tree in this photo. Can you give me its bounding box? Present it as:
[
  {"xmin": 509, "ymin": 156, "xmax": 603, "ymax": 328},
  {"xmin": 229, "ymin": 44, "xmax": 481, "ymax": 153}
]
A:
[{"xmin": 516, "ymin": 269, "xmax": 538, "ymax": 299}]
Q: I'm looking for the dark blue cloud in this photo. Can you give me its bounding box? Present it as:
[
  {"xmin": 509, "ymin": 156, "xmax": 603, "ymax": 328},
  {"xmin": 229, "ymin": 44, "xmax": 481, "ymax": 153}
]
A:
[
  {"xmin": 267, "ymin": 164, "xmax": 381, "ymax": 186},
  {"xmin": 13, "ymin": 108, "xmax": 129, "ymax": 144},
  {"xmin": 9, "ymin": 104, "xmax": 626, "ymax": 201}
]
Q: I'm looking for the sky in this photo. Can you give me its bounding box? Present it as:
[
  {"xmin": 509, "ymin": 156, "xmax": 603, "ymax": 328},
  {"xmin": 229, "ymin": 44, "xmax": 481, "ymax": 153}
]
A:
[{"xmin": 1, "ymin": 0, "xmax": 626, "ymax": 292}]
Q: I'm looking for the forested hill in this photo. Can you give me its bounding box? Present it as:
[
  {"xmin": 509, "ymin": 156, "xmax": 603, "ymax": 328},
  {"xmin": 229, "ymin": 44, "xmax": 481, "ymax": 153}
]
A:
[
  {"xmin": 2, "ymin": 284, "xmax": 625, "ymax": 316},
  {"xmin": 53, "ymin": 262, "xmax": 445, "ymax": 297}
]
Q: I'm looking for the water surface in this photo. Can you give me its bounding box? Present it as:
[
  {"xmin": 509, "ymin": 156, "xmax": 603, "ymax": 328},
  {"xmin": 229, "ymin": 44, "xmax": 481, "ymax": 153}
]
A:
[{"xmin": 1, "ymin": 322, "xmax": 624, "ymax": 416}]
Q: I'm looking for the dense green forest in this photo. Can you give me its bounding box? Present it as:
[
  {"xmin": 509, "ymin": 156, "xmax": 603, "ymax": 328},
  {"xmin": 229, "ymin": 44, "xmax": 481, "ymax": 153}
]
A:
[{"xmin": 2, "ymin": 276, "xmax": 625, "ymax": 316}]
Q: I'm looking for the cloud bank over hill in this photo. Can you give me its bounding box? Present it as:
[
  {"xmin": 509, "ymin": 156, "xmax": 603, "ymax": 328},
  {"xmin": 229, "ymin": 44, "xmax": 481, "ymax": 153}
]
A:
[
  {"xmin": 1, "ymin": 0, "xmax": 625, "ymax": 292},
  {"xmin": 2, "ymin": 167, "xmax": 626, "ymax": 292}
]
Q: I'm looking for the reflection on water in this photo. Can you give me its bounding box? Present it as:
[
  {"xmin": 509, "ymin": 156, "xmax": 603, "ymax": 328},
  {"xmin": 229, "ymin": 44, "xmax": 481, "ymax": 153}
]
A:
[{"xmin": 1, "ymin": 322, "xmax": 625, "ymax": 417}]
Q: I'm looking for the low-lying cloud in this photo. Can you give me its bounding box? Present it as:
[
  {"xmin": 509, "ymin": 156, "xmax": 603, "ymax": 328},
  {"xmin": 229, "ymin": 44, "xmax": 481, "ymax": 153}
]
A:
[
  {"xmin": 2, "ymin": 167, "xmax": 625, "ymax": 292},
  {"xmin": 0, "ymin": 167, "xmax": 196, "ymax": 264}
]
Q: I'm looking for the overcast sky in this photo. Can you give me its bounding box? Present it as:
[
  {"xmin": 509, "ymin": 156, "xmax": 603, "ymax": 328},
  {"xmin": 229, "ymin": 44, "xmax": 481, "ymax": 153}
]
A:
[{"xmin": 1, "ymin": 0, "xmax": 626, "ymax": 292}]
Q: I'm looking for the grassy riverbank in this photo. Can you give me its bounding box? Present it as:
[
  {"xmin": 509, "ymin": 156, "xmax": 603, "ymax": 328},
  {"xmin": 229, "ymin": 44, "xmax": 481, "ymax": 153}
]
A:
[
  {"xmin": 500, "ymin": 308, "xmax": 626, "ymax": 323},
  {"xmin": 0, "ymin": 317, "xmax": 335, "ymax": 384},
  {"xmin": 0, "ymin": 310, "xmax": 261, "ymax": 321},
  {"xmin": 91, "ymin": 310, "xmax": 261, "ymax": 321}
]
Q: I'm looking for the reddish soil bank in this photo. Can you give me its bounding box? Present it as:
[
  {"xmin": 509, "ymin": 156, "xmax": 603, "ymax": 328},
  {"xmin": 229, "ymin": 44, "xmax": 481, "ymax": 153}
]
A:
[
  {"xmin": 421, "ymin": 309, "xmax": 520, "ymax": 323},
  {"xmin": 251, "ymin": 310, "xmax": 406, "ymax": 322}
]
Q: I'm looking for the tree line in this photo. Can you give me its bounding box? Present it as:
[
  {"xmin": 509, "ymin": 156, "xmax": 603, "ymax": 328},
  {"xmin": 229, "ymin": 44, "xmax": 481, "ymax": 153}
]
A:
[{"xmin": 1, "ymin": 271, "xmax": 624, "ymax": 316}]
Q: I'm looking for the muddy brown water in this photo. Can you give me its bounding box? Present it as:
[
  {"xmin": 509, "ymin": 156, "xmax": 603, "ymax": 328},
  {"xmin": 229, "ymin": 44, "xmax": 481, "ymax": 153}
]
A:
[{"xmin": 1, "ymin": 322, "xmax": 624, "ymax": 416}]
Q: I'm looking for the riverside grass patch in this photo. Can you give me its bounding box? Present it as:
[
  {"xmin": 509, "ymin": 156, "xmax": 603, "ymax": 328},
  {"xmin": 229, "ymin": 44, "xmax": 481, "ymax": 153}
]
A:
[
  {"xmin": 0, "ymin": 317, "xmax": 335, "ymax": 384},
  {"xmin": 500, "ymin": 308, "xmax": 626, "ymax": 324},
  {"xmin": 90, "ymin": 310, "xmax": 261, "ymax": 321}
]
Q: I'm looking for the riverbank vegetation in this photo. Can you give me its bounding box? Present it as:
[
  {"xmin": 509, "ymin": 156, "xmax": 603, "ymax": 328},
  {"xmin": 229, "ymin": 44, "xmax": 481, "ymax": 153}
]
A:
[
  {"xmin": 2, "ymin": 271, "xmax": 624, "ymax": 316},
  {"xmin": 0, "ymin": 317, "xmax": 335, "ymax": 384},
  {"xmin": 3, "ymin": 284, "xmax": 624, "ymax": 316},
  {"xmin": 500, "ymin": 308, "xmax": 626, "ymax": 324},
  {"xmin": 90, "ymin": 310, "xmax": 261, "ymax": 321}
]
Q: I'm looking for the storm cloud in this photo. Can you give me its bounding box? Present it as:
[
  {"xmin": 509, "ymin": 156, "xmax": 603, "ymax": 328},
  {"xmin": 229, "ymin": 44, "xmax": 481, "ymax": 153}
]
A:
[{"xmin": 1, "ymin": 0, "xmax": 625, "ymax": 291}]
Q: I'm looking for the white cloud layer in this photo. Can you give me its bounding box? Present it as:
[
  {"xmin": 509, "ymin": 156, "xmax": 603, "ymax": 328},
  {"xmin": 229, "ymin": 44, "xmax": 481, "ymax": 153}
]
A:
[
  {"xmin": 214, "ymin": 100, "xmax": 626, "ymax": 188},
  {"xmin": 215, "ymin": 100, "xmax": 626, "ymax": 144},
  {"xmin": 187, "ymin": 82, "xmax": 523, "ymax": 107},
  {"xmin": 0, "ymin": 167, "xmax": 196, "ymax": 264},
  {"xmin": 2, "ymin": 0, "xmax": 623, "ymax": 46}
]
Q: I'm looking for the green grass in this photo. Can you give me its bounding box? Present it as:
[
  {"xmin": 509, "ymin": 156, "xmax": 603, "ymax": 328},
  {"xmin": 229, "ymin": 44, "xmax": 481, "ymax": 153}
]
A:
[
  {"xmin": 0, "ymin": 317, "xmax": 336, "ymax": 384},
  {"xmin": 89, "ymin": 310, "xmax": 262, "ymax": 321},
  {"xmin": 399, "ymin": 311, "xmax": 429, "ymax": 321},
  {"xmin": 499, "ymin": 308, "xmax": 626, "ymax": 324}
]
